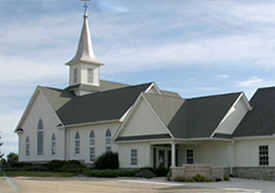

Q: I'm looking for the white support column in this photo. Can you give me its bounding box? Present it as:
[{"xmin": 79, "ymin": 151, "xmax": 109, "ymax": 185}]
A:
[{"xmin": 171, "ymin": 142, "xmax": 176, "ymax": 167}]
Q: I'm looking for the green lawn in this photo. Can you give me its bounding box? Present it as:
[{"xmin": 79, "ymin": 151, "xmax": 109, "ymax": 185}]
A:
[{"xmin": 0, "ymin": 171, "xmax": 78, "ymax": 177}]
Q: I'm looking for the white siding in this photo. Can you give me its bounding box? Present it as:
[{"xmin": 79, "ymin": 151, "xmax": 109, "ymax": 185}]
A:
[
  {"xmin": 67, "ymin": 122, "xmax": 121, "ymax": 163},
  {"xmin": 179, "ymin": 141, "xmax": 233, "ymax": 167},
  {"xmin": 214, "ymin": 97, "xmax": 248, "ymax": 135},
  {"xmin": 18, "ymin": 91, "xmax": 64, "ymax": 162},
  {"xmin": 119, "ymin": 142, "xmax": 151, "ymax": 168},
  {"xmin": 69, "ymin": 63, "xmax": 99, "ymax": 86},
  {"xmin": 235, "ymin": 138, "xmax": 275, "ymax": 167},
  {"xmin": 120, "ymin": 98, "xmax": 169, "ymax": 137}
]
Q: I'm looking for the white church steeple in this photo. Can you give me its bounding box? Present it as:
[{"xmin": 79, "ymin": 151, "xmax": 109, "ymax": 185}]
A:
[{"xmin": 66, "ymin": 2, "xmax": 104, "ymax": 96}]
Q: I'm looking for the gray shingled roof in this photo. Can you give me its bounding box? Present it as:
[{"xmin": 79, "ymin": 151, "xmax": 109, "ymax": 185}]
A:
[
  {"xmin": 185, "ymin": 93, "xmax": 241, "ymax": 138},
  {"xmin": 41, "ymin": 82, "xmax": 152, "ymax": 126},
  {"xmin": 233, "ymin": 87, "xmax": 275, "ymax": 137},
  {"xmin": 144, "ymin": 92, "xmax": 241, "ymax": 139}
]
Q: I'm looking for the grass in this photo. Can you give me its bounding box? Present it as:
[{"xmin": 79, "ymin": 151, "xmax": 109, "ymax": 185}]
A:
[{"xmin": 0, "ymin": 171, "xmax": 78, "ymax": 177}]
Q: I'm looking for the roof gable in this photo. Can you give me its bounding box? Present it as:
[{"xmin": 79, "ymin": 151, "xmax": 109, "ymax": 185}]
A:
[
  {"xmin": 234, "ymin": 87, "xmax": 275, "ymax": 137},
  {"xmin": 185, "ymin": 92, "xmax": 241, "ymax": 138}
]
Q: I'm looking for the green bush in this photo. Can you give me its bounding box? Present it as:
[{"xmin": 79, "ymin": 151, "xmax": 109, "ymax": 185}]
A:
[
  {"xmin": 174, "ymin": 174, "xmax": 213, "ymax": 182},
  {"xmin": 135, "ymin": 169, "xmax": 156, "ymax": 179},
  {"xmin": 94, "ymin": 152, "xmax": 119, "ymax": 170},
  {"xmin": 12, "ymin": 162, "xmax": 32, "ymax": 168},
  {"xmin": 84, "ymin": 169, "xmax": 137, "ymax": 177},
  {"xmin": 45, "ymin": 160, "xmax": 85, "ymax": 173},
  {"xmin": 223, "ymin": 176, "xmax": 230, "ymax": 181},
  {"xmin": 153, "ymin": 166, "xmax": 169, "ymax": 177},
  {"xmin": 45, "ymin": 160, "xmax": 66, "ymax": 172},
  {"xmin": 137, "ymin": 166, "xmax": 168, "ymax": 177},
  {"xmin": 7, "ymin": 153, "xmax": 18, "ymax": 166},
  {"xmin": 24, "ymin": 165, "xmax": 45, "ymax": 172}
]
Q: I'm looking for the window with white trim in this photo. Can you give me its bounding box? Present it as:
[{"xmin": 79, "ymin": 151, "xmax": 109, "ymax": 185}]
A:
[
  {"xmin": 87, "ymin": 68, "xmax": 93, "ymax": 83},
  {"xmin": 51, "ymin": 134, "xmax": 56, "ymax": 156},
  {"xmin": 75, "ymin": 132, "xmax": 80, "ymax": 155},
  {"xmin": 89, "ymin": 130, "xmax": 95, "ymax": 162},
  {"xmin": 26, "ymin": 136, "xmax": 30, "ymax": 157},
  {"xmin": 73, "ymin": 68, "xmax": 78, "ymax": 83},
  {"xmin": 105, "ymin": 129, "xmax": 111, "ymax": 152},
  {"xmin": 259, "ymin": 145, "xmax": 269, "ymax": 166},
  {"xmin": 186, "ymin": 149, "xmax": 194, "ymax": 164},
  {"xmin": 131, "ymin": 149, "xmax": 138, "ymax": 166},
  {"xmin": 37, "ymin": 119, "xmax": 43, "ymax": 156}
]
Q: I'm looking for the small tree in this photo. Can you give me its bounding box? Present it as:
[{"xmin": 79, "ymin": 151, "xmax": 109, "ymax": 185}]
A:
[
  {"xmin": 0, "ymin": 131, "xmax": 3, "ymax": 159},
  {"xmin": 94, "ymin": 151, "xmax": 119, "ymax": 169},
  {"xmin": 7, "ymin": 152, "xmax": 18, "ymax": 165}
]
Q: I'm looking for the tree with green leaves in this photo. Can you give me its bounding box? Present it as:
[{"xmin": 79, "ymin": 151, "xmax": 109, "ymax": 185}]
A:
[
  {"xmin": 0, "ymin": 131, "xmax": 3, "ymax": 159},
  {"xmin": 7, "ymin": 152, "xmax": 18, "ymax": 165}
]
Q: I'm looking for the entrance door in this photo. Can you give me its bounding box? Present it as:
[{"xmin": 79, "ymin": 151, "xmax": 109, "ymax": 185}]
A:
[
  {"xmin": 158, "ymin": 150, "xmax": 165, "ymax": 167},
  {"xmin": 168, "ymin": 150, "xmax": 171, "ymax": 168}
]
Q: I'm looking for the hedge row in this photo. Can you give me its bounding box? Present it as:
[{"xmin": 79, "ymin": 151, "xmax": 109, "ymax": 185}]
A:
[
  {"xmin": 2, "ymin": 160, "xmax": 85, "ymax": 173},
  {"xmin": 83, "ymin": 169, "xmax": 137, "ymax": 178}
]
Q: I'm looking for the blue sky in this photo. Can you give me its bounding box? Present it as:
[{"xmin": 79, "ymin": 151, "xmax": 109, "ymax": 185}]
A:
[{"xmin": 1, "ymin": 0, "xmax": 275, "ymax": 158}]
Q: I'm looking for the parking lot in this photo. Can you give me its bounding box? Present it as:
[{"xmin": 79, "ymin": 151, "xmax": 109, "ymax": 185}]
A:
[{"xmin": 1, "ymin": 176, "xmax": 274, "ymax": 193}]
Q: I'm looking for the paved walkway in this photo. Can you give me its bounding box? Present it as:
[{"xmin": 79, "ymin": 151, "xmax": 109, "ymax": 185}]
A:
[{"xmin": 0, "ymin": 176, "xmax": 274, "ymax": 193}]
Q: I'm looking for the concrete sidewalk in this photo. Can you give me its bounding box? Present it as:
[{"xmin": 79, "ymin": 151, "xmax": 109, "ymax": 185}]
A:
[{"xmin": 125, "ymin": 177, "xmax": 274, "ymax": 193}]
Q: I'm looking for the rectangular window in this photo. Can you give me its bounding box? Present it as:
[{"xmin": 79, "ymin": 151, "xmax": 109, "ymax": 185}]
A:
[
  {"xmin": 37, "ymin": 131, "xmax": 43, "ymax": 156},
  {"xmin": 73, "ymin": 68, "xmax": 78, "ymax": 83},
  {"xmin": 26, "ymin": 143, "xmax": 30, "ymax": 157},
  {"xmin": 259, "ymin": 145, "xmax": 269, "ymax": 166},
  {"xmin": 186, "ymin": 149, "xmax": 193, "ymax": 164},
  {"xmin": 88, "ymin": 68, "xmax": 93, "ymax": 83},
  {"xmin": 131, "ymin": 149, "xmax": 138, "ymax": 166},
  {"xmin": 90, "ymin": 147, "xmax": 95, "ymax": 162},
  {"xmin": 51, "ymin": 142, "xmax": 56, "ymax": 156},
  {"xmin": 75, "ymin": 140, "xmax": 80, "ymax": 155}
]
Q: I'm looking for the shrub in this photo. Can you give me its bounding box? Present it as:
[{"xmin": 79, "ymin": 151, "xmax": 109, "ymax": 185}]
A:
[
  {"xmin": 174, "ymin": 174, "xmax": 213, "ymax": 182},
  {"xmin": 84, "ymin": 169, "xmax": 118, "ymax": 177},
  {"xmin": 12, "ymin": 162, "xmax": 32, "ymax": 168},
  {"xmin": 94, "ymin": 152, "xmax": 119, "ymax": 170},
  {"xmin": 7, "ymin": 153, "xmax": 18, "ymax": 166},
  {"xmin": 153, "ymin": 166, "xmax": 169, "ymax": 177},
  {"xmin": 135, "ymin": 169, "xmax": 156, "ymax": 179},
  {"xmin": 45, "ymin": 160, "xmax": 66, "ymax": 172},
  {"xmin": 24, "ymin": 165, "xmax": 45, "ymax": 172},
  {"xmin": 84, "ymin": 169, "xmax": 137, "ymax": 177},
  {"xmin": 45, "ymin": 160, "xmax": 85, "ymax": 173},
  {"xmin": 224, "ymin": 176, "xmax": 230, "ymax": 181}
]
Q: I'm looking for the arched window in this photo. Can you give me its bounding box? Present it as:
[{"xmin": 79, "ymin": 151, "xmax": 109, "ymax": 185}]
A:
[
  {"xmin": 26, "ymin": 136, "xmax": 30, "ymax": 157},
  {"xmin": 51, "ymin": 134, "xmax": 56, "ymax": 156},
  {"xmin": 89, "ymin": 130, "xmax": 95, "ymax": 162},
  {"xmin": 105, "ymin": 129, "xmax": 111, "ymax": 152},
  {"xmin": 75, "ymin": 132, "xmax": 80, "ymax": 155},
  {"xmin": 37, "ymin": 119, "xmax": 43, "ymax": 156}
]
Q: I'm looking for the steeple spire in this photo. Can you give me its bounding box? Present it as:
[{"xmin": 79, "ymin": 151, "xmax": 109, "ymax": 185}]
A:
[
  {"xmin": 66, "ymin": 1, "xmax": 103, "ymax": 66},
  {"xmin": 65, "ymin": 0, "xmax": 104, "ymax": 96}
]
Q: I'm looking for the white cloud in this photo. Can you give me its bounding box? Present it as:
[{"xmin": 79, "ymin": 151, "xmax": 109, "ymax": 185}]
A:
[
  {"xmin": 238, "ymin": 76, "xmax": 275, "ymax": 98},
  {"xmin": 239, "ymin": 76, "xmax": 264, "ymax": 88}
]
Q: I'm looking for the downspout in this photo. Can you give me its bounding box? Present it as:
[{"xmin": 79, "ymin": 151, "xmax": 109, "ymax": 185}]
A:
[{"xmin": 63, "ymin": 125, "xmax": 67, "ymax": 161}]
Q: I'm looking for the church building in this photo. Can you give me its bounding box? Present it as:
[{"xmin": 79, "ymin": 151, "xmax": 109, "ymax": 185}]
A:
[{"xmin": 15, "ymin": 6, "xmax": 275, "ymax": 180}]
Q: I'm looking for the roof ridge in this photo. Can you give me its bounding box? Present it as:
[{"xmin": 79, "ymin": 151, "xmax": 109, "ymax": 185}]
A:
[
  {"xmin": 187, "ymin": 92, "xmax": 242, "ymax": 100},
  {"xmin": 143, "ymin": 92, "xmax": 185, "ymax": 100}
]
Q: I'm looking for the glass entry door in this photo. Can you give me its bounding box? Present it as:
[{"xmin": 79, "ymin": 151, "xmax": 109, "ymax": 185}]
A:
[{"xmin": 158, "ymin": 150, "xmax": 165, "ymax": 167}]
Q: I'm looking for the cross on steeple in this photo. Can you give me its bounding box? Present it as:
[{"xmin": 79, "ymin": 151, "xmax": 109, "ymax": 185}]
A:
[{"xmin": 81, "ymin": 0, "xmax": 90, "ymax": 16}]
